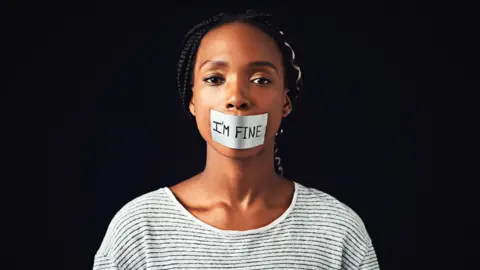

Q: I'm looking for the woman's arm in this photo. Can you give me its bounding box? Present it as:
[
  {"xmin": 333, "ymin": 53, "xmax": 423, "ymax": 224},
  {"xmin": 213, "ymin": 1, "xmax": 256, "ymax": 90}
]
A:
[{"xmin": 359, "ymin": 241, "xmax": 380, "ymax": 270}]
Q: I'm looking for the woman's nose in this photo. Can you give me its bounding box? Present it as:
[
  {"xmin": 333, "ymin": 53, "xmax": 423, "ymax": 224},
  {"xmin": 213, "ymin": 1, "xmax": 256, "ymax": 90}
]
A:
[
  {"xmin": 226, "ymin": 99, "xmax": 249, "ymax": 110},
  {"xmin": 224, "ymin": 80, "xmax": 251, "ymax": 110}
]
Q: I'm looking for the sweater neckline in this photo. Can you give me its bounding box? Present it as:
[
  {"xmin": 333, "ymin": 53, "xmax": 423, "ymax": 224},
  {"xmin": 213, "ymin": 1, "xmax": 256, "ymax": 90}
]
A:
[{"xmin": 163, "ymin": 181, "xmax": 299, "ymax": 236}]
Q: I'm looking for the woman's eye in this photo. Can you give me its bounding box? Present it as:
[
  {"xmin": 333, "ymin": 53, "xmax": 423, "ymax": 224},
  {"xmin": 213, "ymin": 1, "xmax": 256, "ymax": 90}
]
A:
[
  {"xmin": 251, "ymin": 77, "xmax": 272, "ymax": 85},
  {"xmin": 203, "ymin": 76, "xmax": 224, "ymax": 85}
]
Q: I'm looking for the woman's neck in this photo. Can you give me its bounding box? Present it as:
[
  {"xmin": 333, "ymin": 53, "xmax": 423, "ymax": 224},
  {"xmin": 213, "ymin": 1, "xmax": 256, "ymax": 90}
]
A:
[{"xmin": 197, "ymin": 141, "xmax": 284, "ymax": 211}]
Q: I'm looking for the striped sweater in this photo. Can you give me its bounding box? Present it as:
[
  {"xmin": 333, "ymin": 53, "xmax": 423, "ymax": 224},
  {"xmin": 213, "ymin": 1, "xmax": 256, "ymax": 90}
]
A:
[{"xmin": 93, "ymin": 181, "xmax": 380, "ymax": 269}]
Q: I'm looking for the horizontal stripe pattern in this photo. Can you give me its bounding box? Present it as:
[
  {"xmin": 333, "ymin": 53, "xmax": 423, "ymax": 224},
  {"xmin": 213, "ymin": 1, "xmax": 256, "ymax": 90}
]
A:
[{"xmin": 93, "ymin": 181, "xmax": 379, "ymax": 269}]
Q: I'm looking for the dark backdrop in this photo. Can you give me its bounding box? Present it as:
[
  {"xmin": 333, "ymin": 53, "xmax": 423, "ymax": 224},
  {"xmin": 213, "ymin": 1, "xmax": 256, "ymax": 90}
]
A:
[{"xmin": 4, "ymin": 1, "xmax": 466, "ymax": 269}]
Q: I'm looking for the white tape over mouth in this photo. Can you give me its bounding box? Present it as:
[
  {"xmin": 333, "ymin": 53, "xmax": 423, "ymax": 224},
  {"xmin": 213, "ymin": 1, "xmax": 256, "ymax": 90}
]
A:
[{"xmin": 210, "ymin": 109, "xmax": 268, "ymax": 149}]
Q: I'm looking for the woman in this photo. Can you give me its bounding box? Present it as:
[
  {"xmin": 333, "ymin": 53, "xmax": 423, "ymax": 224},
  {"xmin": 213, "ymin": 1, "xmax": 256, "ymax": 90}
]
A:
[{"xmin": 93, "ymin": 10, "xmax": 380, "ymax": 270}]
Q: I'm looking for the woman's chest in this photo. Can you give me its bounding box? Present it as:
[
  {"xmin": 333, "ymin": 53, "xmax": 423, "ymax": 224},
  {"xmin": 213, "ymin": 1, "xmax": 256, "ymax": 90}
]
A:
[{"xmin": 136, "ymin": 232, "xmax": 347, "ymax": 270}]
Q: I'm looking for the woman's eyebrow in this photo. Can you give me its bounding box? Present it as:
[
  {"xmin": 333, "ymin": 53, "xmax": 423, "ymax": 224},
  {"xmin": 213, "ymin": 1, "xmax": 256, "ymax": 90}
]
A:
[
  {"xmin": 248, "ymin": 61, "xmax": 278, "ymax": 74},
  {"xmin": 199, "ymin": 60, "xmax": 278, "ymax": 74},
  {"xmin": 199, "ymin": 60, "xmax": 228, "ymax": 70}
]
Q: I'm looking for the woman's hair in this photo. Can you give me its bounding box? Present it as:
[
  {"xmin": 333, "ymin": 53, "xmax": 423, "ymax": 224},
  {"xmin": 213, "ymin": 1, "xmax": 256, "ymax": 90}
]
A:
[{"xmin": 176, "ymin": 9, "xmax": 303, "ymax": 176}]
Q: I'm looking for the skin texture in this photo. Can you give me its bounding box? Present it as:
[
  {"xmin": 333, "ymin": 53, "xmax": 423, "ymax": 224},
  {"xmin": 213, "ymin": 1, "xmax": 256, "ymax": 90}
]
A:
[{"xmin": 170, "ymin": 22, "xmax": 295, "ymax": 231}]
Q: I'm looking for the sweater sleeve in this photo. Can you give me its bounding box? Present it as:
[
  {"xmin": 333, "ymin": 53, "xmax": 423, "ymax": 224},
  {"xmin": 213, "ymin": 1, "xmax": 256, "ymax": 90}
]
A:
[
  {"xmin": 92, "ymin": 204, "xmax": 130, "ymax": 270},
  {"xmin": 358, "ymin": 241, "xmax": 380, "ymax": 270},
  {"xmin": 93, "ymin": 252, "xmax": 122, "ymax": 270}
]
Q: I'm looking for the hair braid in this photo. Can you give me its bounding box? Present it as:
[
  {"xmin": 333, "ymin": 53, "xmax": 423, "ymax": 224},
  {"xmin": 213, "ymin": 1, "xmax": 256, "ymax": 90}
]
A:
[
  {"xmin": 177, "ymin": 15, "xmax": 224, "ymax": 114},
  {"xmin": 274, "ymin": 128, "xmax": 284, "ymax": 176},
  {"xmin": 182, "ymin": 31, "xmax": 206, "ymax": 110}
]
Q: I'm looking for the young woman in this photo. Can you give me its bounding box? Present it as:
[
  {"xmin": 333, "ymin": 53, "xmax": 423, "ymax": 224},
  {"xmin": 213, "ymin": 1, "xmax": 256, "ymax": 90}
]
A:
[{"xmin": 93, "ymin": 10, "xmax": 380, "ymax": 270}]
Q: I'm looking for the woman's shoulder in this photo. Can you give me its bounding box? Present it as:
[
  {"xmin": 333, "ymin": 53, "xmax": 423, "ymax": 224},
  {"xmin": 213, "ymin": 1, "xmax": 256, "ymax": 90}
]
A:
[
  {"xmin": 295, "ymin": 182, "xmax": 371, "ymax": 242},
  {"xmin": 113, "ymin": 187, "xmax": 169, "ymax": 218},
  {"xmin": 95, "ymin": 187, "xmax": 172, "ymax": 255}
]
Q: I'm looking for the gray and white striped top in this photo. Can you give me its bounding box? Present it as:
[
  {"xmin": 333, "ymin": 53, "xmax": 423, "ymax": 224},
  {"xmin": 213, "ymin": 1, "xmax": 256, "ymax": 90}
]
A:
[{"xmin": 93, "ymin": 181, "xmax": 380, "ymax": 269}]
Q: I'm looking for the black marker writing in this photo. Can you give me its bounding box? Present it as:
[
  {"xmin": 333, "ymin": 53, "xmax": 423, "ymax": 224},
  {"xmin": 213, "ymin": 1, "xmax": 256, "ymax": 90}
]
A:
[
  {"xmin": 212, "ymin": 121, "xmax": 222, "ymax": 134},
  {"xmin": 213, "ymin": 121, "xmax": 231, "ymax": 136},
  {"xmin": 223, "ymin": 125, "xmax": 230, "ymax": 136},
  {"xmin": 256, "ymin": 125, "xmax": 262, "ymax": 137},
  {"xmin": 248, "ymin": 126, "xmax": 256, "ymax": 138},
  {"xmin": 235, "ymin": 126, "xmax": 242, "ymax": 139},
  {"xmin": 233, "ymin": 125, "xmax": 264, "ymax": 139}
]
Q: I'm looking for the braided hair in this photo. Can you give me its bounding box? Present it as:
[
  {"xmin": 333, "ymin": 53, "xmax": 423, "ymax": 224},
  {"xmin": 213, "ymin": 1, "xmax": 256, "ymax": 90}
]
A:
[{"xmin": 176, "ymin": 9, "xmax": 303, "ymax": 176}]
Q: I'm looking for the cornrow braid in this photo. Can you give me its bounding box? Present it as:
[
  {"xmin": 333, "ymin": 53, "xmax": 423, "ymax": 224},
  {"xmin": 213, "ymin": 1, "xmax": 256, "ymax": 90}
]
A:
[
  {"xmin": 176, "ymin": 14, "xmax": 224, "ymax": 111},
  {"xmin": 176, "ymin": 10, "xmax": 303, "ymax": 176}
]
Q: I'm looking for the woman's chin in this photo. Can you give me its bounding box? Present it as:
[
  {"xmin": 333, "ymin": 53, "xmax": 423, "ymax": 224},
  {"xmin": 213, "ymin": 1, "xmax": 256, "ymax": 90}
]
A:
[{"xmin": 209, "ymin": 142, "xmax": 266, "ymax": 159}]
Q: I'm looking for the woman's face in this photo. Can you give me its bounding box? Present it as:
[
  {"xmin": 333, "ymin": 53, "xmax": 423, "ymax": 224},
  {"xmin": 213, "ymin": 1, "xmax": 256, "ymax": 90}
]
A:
[{"xmin": 190, "ymin": 22, "xmax": 292, "ymax": 158}]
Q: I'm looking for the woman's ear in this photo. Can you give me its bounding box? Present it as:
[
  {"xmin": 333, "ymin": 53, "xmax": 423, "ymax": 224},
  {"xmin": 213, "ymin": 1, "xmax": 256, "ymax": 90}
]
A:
[
  {"xmin": 283, "ymin": 88, "xmax": 292, "ymax": 118},
  {"xmin": 189, "ymin": 97, "xmax": 196, "ymax": 116}
]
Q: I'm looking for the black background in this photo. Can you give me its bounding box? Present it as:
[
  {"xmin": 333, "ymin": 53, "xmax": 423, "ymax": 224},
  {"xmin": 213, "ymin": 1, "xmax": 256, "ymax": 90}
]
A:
[{"xmin": 5, "ymin": 0, "xmax": 473, "ymax": 269}]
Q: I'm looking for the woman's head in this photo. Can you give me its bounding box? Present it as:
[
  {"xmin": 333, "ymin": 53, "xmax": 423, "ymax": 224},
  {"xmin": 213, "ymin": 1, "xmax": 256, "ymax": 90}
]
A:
[{"xmin": 176, "ymin": 10, "xmax": 302, "ymax": 174}]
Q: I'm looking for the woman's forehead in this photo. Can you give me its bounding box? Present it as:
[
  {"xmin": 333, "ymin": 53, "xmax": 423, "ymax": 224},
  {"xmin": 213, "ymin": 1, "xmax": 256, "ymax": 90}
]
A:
[{"xmin": 195, "ymin": 22, "xmax": 283, "ymax": 67}]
